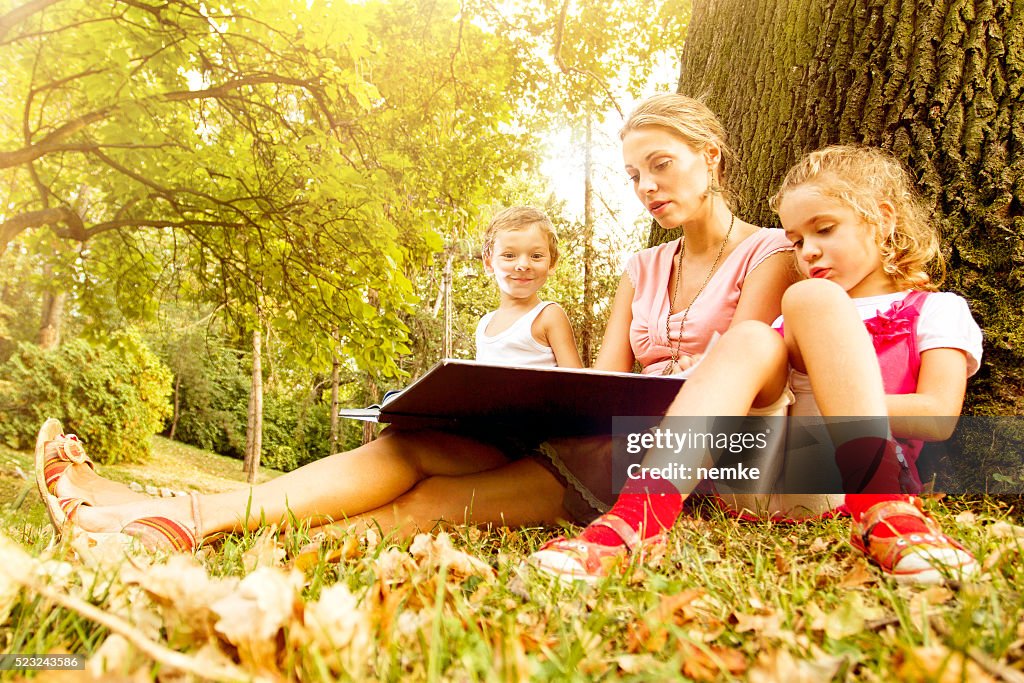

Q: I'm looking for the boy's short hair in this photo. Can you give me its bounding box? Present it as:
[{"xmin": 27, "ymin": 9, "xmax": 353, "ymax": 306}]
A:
[{"xmin": 482, "ymin": 206, "xmax": 560, "ymax": 266}]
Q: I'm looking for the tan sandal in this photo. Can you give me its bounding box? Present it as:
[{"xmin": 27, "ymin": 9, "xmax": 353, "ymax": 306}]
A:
[{"xmin": 34, "ymin": 418, "xmax": 97, "ymax": 531}]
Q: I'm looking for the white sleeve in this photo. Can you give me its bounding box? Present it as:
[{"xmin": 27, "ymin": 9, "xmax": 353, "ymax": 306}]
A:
[{"xmin": 917, "ymin": 292, "xmax": 983, "ymax": 376}]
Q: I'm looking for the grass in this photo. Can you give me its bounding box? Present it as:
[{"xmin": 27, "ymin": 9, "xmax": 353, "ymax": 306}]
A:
[{"xmin": 1, "ymin": 439, "xmax": 1023, "ymax": 681}]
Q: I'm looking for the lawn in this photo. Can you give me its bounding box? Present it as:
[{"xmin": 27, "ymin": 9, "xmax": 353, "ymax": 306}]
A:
[{"xmin": 1, "ymin": 438, "xmax": 1023, "ymax": 681}]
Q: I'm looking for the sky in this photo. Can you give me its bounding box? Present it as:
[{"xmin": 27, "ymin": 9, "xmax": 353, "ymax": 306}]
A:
[{"xmin": 539, "ymin": 56, "xmax": 680, "ymax": 266}]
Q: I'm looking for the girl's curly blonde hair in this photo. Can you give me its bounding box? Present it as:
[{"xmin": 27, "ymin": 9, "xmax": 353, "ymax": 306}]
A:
[{"xmin": 769, "ymin": 145, "xmax": 943, "ymax": 291}]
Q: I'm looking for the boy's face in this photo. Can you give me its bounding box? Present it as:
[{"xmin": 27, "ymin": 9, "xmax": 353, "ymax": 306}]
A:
[{"xmin": 484, "ymin": 224, "xmax": 553, "ymax": 302}]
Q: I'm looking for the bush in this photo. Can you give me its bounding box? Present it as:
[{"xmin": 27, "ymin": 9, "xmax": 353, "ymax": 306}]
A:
[{"xmin": 0, "ymin": 332, "xmax": 173, "ymax": 463}]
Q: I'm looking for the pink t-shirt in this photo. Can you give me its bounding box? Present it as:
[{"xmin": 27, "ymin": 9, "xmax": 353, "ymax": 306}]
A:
[{"xmin": 625, "ymin": 227, "xmax": 792, "ymax": 374}]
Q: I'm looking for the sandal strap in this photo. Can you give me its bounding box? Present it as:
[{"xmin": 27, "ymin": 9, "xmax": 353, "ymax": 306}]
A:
[
  {"xmin": 122, "ymin": 516, "xmax": 198, "ymax": 553},
  {"xmin": 590, "ymin": 513, "xmax": 643, "ymax": 551},
  {"xmin": 42, "ymin": 435, "xmax": 96, "ymax": 496}
]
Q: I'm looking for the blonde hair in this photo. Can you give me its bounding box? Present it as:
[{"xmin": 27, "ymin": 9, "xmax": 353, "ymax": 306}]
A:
[
  {"xmin": 769, "ymin": 145, "xmax": 942, "ymax": 290},
  {"xmin": 481, "ymin": 206, "xmax": 559, "ymax": 266},
  {"xmin": 620, "ymin": 93, "xmax": 734, "ymax": 201}
]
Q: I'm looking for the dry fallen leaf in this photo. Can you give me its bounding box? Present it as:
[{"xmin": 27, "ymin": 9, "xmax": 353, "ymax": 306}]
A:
[
  {"xmin": 88, "ymin": 634, "xmax": 133, "ymax": 678},
  {"xmin": 908, "ymin": 586, "xmax": 953, "ymax": 617},
  {"xmin": 124, "ymin": 555, "xmax": 237, "ymax": 644},
  {"xmin": 680, "ymin": 641, "xmax": 747, "ymax": 681},
  {"xmin": 409, "ymin": 532, "xmax": 495, "ymax": 578},
  {"xmin": 211, "ymin": 566, "xmax": 303, "ymax": 673},
  {"xmin": 838, "ymin": 559, "xmax": 877, "ymax": 588},
  {"xmin": 807, "ymin": 593, "xmax": 885, "ymax": 640},
  {"xmin": 954, "ymin": 510, "xmax": 977, "ymax": 525},
  {"xmin": 748, "ymin": 646, "xmax": 843, "ymax": 683},
  {"xmin": 897, "ymin": 644, "xmax": 996, "ymax": 682},
  {"xmin": 376, "ymin": 547, "xmax": 415, "ymax": 583},
  {"xmin": 775, "ymin": 546, "xmax": 791, "ymax": 573},
  {"xmin": 807, "ymin": 537, "xmax": 831, "ymax": 554},
  {"xmin": 300, "ymin": 583, "xmax": 374, "ymax": 676},
  {"xmin": 988, "ymin": 520, "xmax": 1024, "ymax": 539},
  {"xmin": 732, "ymin": 610, "xmax": 784, "ymax": 638},
  {"xmin": 0, "ymin": 530, "xmax": 37, "ymax": 624},
  {"xmin": 242, "ymin": 528, "xmax": 286, "ymax": 572}
]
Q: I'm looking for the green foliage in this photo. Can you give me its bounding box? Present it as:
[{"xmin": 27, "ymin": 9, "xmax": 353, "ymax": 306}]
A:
[
  {"xmin": 161, "ymin": 332, "xmax": 250, "ymax": 457},
  {"xmin": 154, "ymin": 327, "xmax": 337, "ymax": 472},
  {"xmin": 0, "ymin": 331, "xmax": 172, "ymax": 463}
]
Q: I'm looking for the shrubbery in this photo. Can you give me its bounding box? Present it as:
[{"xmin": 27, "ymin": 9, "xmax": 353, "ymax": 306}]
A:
[
  {"xmin": 160, "ymin": 333, "xmax": 337, "ymax": 472},
  {"xmin": 0, "ymin": 332, "xmax": 172, "ymax": 463}
]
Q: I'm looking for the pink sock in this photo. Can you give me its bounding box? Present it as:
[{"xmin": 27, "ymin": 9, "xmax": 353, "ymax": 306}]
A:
[{"xmin": 580, "ymin": 479, "xmax": 683, "ymax": 547}]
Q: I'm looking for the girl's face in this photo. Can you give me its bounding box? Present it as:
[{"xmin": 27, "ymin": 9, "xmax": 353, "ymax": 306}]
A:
[
  {"xmin": 483, "ymin": 224, "xmax": 553, "ymax": 304},
  {"xmin": 622, "ymin": 127, "xmax": 717, "ymax": 229},
  {"xmin": 778, "ymin": 184, "xmax": 898, "ymax": 298}
]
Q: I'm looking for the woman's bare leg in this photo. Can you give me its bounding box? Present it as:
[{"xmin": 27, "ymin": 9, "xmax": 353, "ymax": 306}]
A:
[
  {"xmin": 72, "ymin": 429, "xmax": 508, "ymax": 538},
  {"xmin": 54, "ymin": 465, "xmax": 149, "ymax": 505},
  {"xmin": 325, "ymin": 459, "xmax": 568, "ymax": 538}
]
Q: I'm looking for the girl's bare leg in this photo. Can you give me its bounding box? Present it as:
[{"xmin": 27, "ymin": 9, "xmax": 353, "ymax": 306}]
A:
[
  {"xmin": 780, "ymin": 279, "xmax": 887, "ymax": 416},
  {"xmin": 662, "ymin": 320, "xmax": 790, "ymax": 418},
  {"xmin": 71, "ymin": 429, "xmax": 508, "ymax": 538}
]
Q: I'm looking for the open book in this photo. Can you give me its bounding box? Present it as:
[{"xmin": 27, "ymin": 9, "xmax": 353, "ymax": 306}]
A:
[{"xmin": 339, "ymin": 359, "xmax": 688, "ymax": 437}]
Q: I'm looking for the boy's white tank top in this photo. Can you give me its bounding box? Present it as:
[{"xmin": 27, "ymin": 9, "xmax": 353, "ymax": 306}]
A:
[{"xmin": 475, "ymin": 301, "xmax": 557, "ymax": 367}]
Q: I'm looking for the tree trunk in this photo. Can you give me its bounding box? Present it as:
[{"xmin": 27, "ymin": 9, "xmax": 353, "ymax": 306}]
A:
[
  {"xmin": 38, "ymin": 266, "xmax": 66, "ymax": 350},
  {"xmin": 243, "ymin": 327, "xmax": 264, "ymax": 482},
  {"xmin": 673, "ymin": 0, "xmax": 1022, "ymax": 412},
  {"xmin": 361, "ymin": 380, "xmax": 379, "ymax": 446},
  {"xmin": 581, "ymin": 113, "xmax": 596, "ymax": 366},
  {"xmin": 169, "ymin": 373, "xmax": 182, "ymax": 441},
  {"xmin": 329, "ymin": 333, "xmax": 341, "ymax": 454}
]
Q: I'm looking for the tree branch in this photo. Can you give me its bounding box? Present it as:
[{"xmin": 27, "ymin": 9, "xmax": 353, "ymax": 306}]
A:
[{"xmin": 0, "ymin": 0, "xmax": 63, "ymax": 42}]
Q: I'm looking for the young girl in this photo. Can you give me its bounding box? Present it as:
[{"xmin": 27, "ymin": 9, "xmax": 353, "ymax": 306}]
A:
[
  {"xmin": 531, "ymin": 145, "xmax": 981, "ymax": 585},
  {"xmin": 474, "ymin": 206, "xmax": 581, "ymax": 368}
]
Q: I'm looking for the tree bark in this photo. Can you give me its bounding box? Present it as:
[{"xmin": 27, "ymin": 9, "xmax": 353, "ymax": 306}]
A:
[
  {"xmin": 361, "ymin": 380, "xmax": 379, "ymax": 446},
  {"xmin": 38, "ymin": 283, "xmax": 66, "ymax": 351},
  {"xmin": 169, "ymin": 374, "xmax": 182, "ymax": 441},
  {"xmin": 581, "ymin": 113, "xmax": 596, "ymax": 366},
  {"xmin": 673, "ymin": 0, "xmax": 1023, "ymax": 412},
  {"xmin": 329, "ymin": 333, "xmax": 341, "ymax": 454},
  {"xmin": 243, "ymin": 327, "xmax": 264, "ymax": 482}
]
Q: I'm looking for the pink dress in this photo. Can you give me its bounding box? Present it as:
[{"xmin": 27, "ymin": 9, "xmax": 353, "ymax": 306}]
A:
[{"xmin": 626, "ymin": 228, "xmax": 793, "ymax": 374}]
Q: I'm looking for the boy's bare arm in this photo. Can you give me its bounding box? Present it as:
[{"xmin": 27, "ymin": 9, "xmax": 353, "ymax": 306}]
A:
[{"xmin": 538, "ymin": 304, "xmax": 583, "ymax": 368}]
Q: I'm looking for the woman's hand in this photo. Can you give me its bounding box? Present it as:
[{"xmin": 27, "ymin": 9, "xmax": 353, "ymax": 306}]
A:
[{"xmin": 665, "ymin": 353, "xmax": 702, "ymax": 374}]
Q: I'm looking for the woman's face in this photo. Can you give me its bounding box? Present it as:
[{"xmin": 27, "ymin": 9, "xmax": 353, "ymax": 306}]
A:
[{"xmin": 622, "ymin": 126, "xmax": 716, "ymax": 229}]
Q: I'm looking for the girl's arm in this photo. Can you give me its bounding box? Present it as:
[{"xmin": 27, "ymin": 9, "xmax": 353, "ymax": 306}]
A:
[
  {"xmin": 729, "ymin": 251, "xmax": 797, "ymax": 327},
  {"xmin": 592, "ymin": 273, "xmax": 637, "ymax": 372},
  {"xmin": 536, "ymin": 304, "xmax": 583, "ymax": 368},
  {"xmin": 887, "ymin": 348, "xmax": 968, "ymax": 441}
]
